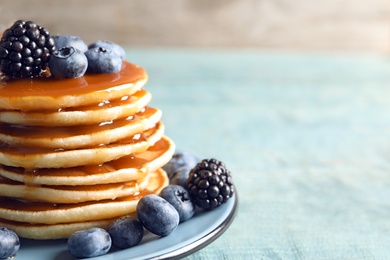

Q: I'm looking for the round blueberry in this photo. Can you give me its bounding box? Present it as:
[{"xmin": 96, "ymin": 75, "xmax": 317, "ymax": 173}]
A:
[
  {"xmin": 0, "ymin": 227, "xmax": 20, "ymax": 259},
  {"xmin": 163, "ymin": 151, "xmax": 199, "ymax": 186},
  {"xmin": 85, "ymin": 47, "xmax": 122, "ymax": 74},
  {"xmin": 137, "ymin": 194, "xmax": 179, "ymax": 237},
  {"xmin": 169, "ymin": 166, "xmax": 193, "ymax": 187},
  {"xmin": 53, "ymin": 35, "xmax": 88, "ymax": 52},
  {"xmin": 160, "ymin": 185, "xmax": 196, "ymax": 223},
  {"xmin": 67, "ymin": 227, "xmax": 111, "ymax": 259},
  {"xmin": 88, "ymin": 40, "xmax": 125, "ymax": 60},
  {"xmin": 108, "ymin": 217, "xmax": 144, "ymax": 249},
  {"xmin": 48, "ymin": 46, "xmax": 88, "ymax": 78}
]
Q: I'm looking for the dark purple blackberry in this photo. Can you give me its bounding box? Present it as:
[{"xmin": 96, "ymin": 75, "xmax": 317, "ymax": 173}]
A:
[
  {"xmin": 186, "ymin": 158, "xmax": 234, "ymax": 209},
  {"xmin": 0, "ymin": 20, "xmax": 55, "ymax": 78}
]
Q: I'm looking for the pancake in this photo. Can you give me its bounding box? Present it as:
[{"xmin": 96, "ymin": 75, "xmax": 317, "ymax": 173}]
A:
[
  {"xmin": 0, "ymin": 89, "xmax": 152, "ymax": 126},
  {"xmin": 0, "ymin": 62, "xmax": 147, "ymax": 110},
  {"xmin": 0, "ymin": 106, "xmax": 161, "ymax": 149},
  {"xmin": 0, "ymin": 174, "xmax": 150, "ymax": 203},
  {"xmin": 0, "ymin": 136, "xmax": 175, "ymax": 186},
  {"xmin": 0, "ymin": 218, "xmax": 117, "ymax": 240},
  {"xmin": 0, "ymin": 169, "xmax": 168, "ymax": 240},
  {"xmin": 0, "ymin": 122, "xmax": 164, "ymax": 169}
]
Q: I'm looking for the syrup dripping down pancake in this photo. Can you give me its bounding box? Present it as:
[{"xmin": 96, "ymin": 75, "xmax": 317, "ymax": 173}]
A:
[
  {"xmin": 0, "ymin": 122, "xmax": 165, "ymax": 169},
  {"xmin": 0, "ymin": 62, "xmax": 147, "ymax": 110},
  {"xmin": 0, "ymin": 136, "xmax": 175, "ymax": 186},
  {"xmin": 0, "ymin": 106, "xmax": 161, "ymax": 149}
]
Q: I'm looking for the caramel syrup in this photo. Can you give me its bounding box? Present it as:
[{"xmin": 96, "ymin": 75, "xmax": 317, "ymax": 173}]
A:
[
  {"xmin": 62, "ymin": 89, "xmax": 149, "ymax": 112},
  {"xmin": 0, "ymin": 61, "xmax": 146, "ymax": 97},
  {"xmin": 0, "ymin": 61, "xmax": 147, "ymax": 111},
  {"xmin": 1, "ymin": 137, "xmax": 172, "ymax": 180}
]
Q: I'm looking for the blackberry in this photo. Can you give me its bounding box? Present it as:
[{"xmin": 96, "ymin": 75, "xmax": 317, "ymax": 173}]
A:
[
  {"xmin": 0, "ymin": 20, "xmax": 55, "ymax": 78},
  {"xmin": 186, "ymin": 158, "xmax": 234, "ymax": 209}
]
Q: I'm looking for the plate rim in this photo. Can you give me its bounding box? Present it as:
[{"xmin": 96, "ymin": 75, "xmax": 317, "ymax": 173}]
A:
[{"xmin": 151, "ymin": 191, "xmax": 238, "ymax": 260}]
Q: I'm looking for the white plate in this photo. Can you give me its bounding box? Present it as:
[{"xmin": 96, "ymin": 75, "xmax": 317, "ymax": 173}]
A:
[{"xmin": 14, "ymin": 192, "xmax": 237, "ymax": 260}]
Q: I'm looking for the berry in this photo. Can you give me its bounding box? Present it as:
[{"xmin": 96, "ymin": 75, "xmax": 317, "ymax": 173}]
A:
[
  {"xmin": 89, "ymin": 40, "xmax": 125, "ymax": 60},
  {"xmin": 85, "ymin": 47, "xmax": 122, "ymax": 74},
  {"xmin": 163, "ymin": 151, "xmax": 198, "ymax": 175},
  {"xmin": 160, "ymin": 185, "xmax": 196, "ymax": 223},
  {"xmin": 0, "ymin": 227, "xmax": 20, "ymax": 259},
  {"xmin": 163, "ymin": 151, "xmax": 198, "ymax": 187},
  {"xmin": 169, "ymin": 166, "xmax": 193, "ymax": 187},
  {"xmin": 53, "ymin": 35, "xmax": 88, "ymax": 52},
  {"xmin": 137, "ymin": 194, "xmax": 179, "ymax": 237},
  {"xmin": 0, "ymin": 20, "xmax": 55, "ymax": 78},
  {"xmin": 108, "ymin": 217, "xmax": 144, "ymax": 249},
  {"xmin": 67, "ymin": 228, "xmax": 111, "ymax": 258},
  {"xmin": 186, "ymin": 158, "xmax": 234, "ymax": 210},
  {"xmin": 48, "ymin": 46, "xmax": 88, "ymax": 78}
]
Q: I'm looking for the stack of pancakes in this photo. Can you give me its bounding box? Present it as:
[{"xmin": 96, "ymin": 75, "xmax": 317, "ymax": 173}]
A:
[{"xmin": 0, "ymin": 61, "xmax": 174, "ymax": 239}]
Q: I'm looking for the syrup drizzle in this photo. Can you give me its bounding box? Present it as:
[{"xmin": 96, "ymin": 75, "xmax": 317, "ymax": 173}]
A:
[{"xmin": 0, "ymin": 62, "xmax": 146, "ymax": 97}]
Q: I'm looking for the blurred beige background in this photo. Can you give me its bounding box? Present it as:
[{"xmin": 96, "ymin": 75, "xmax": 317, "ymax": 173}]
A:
[{"xmin": 0, "ymin": 0, "xmax": 389, "ymax": 52}]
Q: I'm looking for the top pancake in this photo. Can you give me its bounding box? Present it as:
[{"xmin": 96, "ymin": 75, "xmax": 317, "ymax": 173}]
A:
[{"xmin": 0, "ymin": 61, "xmax": 147, "ymax": 111}]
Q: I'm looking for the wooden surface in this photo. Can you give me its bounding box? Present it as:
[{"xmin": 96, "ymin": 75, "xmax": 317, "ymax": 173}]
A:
[
  {"xmin": 127, "ymin": 48, "xmax": 390, "ymax": 259},
  {"xmin": 0, "ymin": 0, "xmax": 389, "ymax": 52}
]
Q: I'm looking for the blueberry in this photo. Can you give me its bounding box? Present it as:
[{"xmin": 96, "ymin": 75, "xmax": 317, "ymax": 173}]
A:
[
  {"xmin": 160, "ymin": 185, "xmax": 196, "ymax": 223},
  {"xmin": 137, "ymin": 194, "xmax": 179, "ymax": 237},
  {"xmin": 108, "ymin": 217, "xmax": 144, "ymax": 249},
  {"xmin": 67, "ymin": 227, "xmax": 111, "ymax": 259},
  {"xmin": 53, "ymin": 35, "xmax": 88, "ymax": 52},
  {"xmin": 0, "ymin": 227, "xmax": 20, "ymax": 259},
  {"xmin": 85, "ymin": 47, "xmax": 122, "ymax": 74},
  {"xmin": 169, "ymin": 166, "xmax": 193, "ymax": 187},
  {"xmin": 48, "ymin": 46, "xmax": 88, "ymax": 78},
  {"xmin": 163, "ymin": 151, "xmax": 199, "ymax": 186},
  {"xmin": 88, "ymin": 40, "xmax": 125, "ymax": 60}
]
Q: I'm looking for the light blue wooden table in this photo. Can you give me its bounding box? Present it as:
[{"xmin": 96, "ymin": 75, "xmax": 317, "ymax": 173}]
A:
[{"xmin": 128, "ymin": 48, "xmax": 390, "ymax": 259}]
